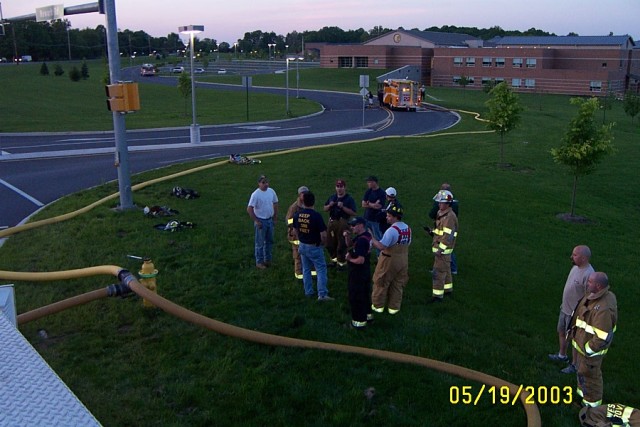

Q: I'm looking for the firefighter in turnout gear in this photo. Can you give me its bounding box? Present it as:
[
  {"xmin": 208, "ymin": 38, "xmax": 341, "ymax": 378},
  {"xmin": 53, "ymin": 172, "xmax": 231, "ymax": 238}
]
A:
[
  {"xmin": 580, "ymin": 403, "xmax": 640, "ymax": 427},
  {"xmin": 286, "ymin": 186, "xmax": 315, "ymax": 279},
  {"xmin": 569, "ymin": 271, "xmax": 617, "ymax": 408},
  {"xmin": 428, "ymin": 190, "xmax": 458, "ymax": 302},
  {"xmin": 370, "ymin": 204, "xmax": 412, "ymax": 315}
]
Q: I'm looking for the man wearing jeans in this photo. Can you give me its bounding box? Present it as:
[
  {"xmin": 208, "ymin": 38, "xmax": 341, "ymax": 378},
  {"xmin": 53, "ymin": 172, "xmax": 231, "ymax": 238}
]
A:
[
  {"xmin": 247, "ymin": 175, "xmax": 279, "ymax": 269},
  {"xmin": 293, "ymin": 192, "xmax": 333, "ymax": 301}
]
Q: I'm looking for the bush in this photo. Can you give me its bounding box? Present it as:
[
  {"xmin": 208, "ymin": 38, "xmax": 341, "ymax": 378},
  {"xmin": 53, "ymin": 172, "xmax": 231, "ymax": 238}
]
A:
[
  {"xmin": 40, "ymin": 62, "xmax": 49, "ymax": 76},
  {"xmin": 81, "ymin": 61, "xmax": 89, "ymax": 79},
  {"xmin": 69, "ymin": 66, "xmax": 82, "ymax": 81},
  {"xmin": 53, "ymin": 64, "xmax": 64, "ymax": 76}
]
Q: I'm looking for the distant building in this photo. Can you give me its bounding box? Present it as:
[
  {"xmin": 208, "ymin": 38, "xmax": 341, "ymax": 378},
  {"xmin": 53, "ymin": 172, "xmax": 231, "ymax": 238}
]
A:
[{"xmin": 307, "ymin": 29, "xmax": 640, "ymax": 96}]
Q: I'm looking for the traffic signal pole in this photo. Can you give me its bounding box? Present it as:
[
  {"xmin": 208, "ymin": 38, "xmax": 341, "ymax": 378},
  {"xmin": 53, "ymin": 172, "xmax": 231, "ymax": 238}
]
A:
[
  {"xmin": 4, "ymin": 1, "xmax": 134, "ymax": 210},
  {"xmin": 103, "ymin": 0, "xmax": 133, "ymax": 210}
]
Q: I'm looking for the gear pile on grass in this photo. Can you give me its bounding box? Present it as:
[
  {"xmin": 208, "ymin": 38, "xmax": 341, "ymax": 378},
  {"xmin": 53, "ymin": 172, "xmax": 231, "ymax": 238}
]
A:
[{"xmin": 228, "ymin": 154, "xmax": 261, "ymax": 165}]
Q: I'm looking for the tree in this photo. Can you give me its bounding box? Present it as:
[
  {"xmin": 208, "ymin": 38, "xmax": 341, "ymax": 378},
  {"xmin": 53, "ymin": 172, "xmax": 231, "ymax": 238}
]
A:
[
  {"xmin": 53, "ymin": 64, "xmax": 64, "ymax": 76},
  {"xmin": 40, "ymin": 62, "xmax": 49, "ymax": 76},
  {"xmin": 177, "ymin": 72, "xmax": 191, "ymax": 116},
  {"xmin": 458, "ymin": 75, "xmax": 470, "ymax": 90},
  {"xmin": 623, "ymin": 91, "xmax": 640, "ymax": 124},
  {"xmin": 81, "ymin": 61, "xmax": 89, "ymax": 79},
  {"xmin": 598, "ymin": 90, "xmax": 615, "ymax": 123},
  {"xmin": 69, "ymin": 66, "xmax": 81, "ymax": 81},
  {"xmin": 485, "ymin": 82, "xmax": 523, "ymax": 165},
  {"xmin": 550, "ymin": 97, "xmax": 615, "ymax": 217}
]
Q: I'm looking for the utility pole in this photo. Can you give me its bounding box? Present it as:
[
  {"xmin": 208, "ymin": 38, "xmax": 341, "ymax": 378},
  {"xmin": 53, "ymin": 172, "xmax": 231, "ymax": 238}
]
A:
[{"xmin": 103, "ymin": 0, "xmax": 133, "ymax": 209}]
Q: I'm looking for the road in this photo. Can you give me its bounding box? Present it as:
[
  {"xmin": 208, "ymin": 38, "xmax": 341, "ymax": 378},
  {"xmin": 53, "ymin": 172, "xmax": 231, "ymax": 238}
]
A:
[{"xmin": 0, "ymin": 76, "xmax": 458, "ymax": 229}]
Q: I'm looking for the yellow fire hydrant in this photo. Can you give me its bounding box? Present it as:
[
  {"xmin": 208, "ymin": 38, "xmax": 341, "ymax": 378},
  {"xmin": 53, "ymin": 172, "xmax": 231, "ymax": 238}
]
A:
[{"xmin": 138, "ymin": 257, "xmax": 158, "ymax": 308}]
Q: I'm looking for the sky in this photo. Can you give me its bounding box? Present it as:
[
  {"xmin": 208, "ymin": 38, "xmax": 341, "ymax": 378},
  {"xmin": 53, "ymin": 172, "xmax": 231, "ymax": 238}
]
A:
[{"xmin": 3, "ymin": 0, "xmax": 639, "ymax": 44}]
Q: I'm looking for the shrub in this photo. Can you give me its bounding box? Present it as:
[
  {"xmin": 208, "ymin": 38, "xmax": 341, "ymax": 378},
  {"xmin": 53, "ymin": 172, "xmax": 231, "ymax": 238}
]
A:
[
  {"xmin": 69, "ymin": 66, "xmax": 81, "ymax": 81},
  {"xmin": 81, "ymin": 61, "xmax": 89, "ymax": 79},
  {"xmin": 40, "ymin": 62, "xmax": 50, "ymax": 76},
  {"xmin": 53, "ymin": 64, "xmax": 64, "ymax": 76}
]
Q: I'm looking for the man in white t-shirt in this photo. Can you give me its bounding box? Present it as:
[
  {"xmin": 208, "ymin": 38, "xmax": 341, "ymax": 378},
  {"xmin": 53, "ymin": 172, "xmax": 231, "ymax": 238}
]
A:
[
  {"xmin": 247, "ymin": 175, "xmax": 279, "ymax": 269},
  {"xmin": 548, "ymin": 245, "xmax": 594, "ymax": 373}
]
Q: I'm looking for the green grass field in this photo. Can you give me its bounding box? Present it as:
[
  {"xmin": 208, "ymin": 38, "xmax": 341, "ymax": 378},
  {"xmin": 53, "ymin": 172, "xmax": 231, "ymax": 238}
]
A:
[{"xmin": 1, "ymin": 67, "xmax": 639, "ymax": 426}]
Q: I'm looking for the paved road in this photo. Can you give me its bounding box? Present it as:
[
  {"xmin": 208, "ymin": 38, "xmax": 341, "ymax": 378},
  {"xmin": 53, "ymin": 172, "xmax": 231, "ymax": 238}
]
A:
[{"xmin": 0, "ymin": 78, "xmax": 458, "ymax": 229}]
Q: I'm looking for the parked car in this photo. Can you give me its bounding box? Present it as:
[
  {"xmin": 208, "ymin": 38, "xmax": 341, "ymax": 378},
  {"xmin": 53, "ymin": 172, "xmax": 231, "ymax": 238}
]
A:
[
  {"xmin": 217, "ymin": 69, "xmax": 227, "ymax": 75},
  {"xmin": 171, "ymin": 66, "xmax": 184, "ymax": 73},
  {"xmin": 193, "ymin": 67, "xmax": 205, "ymax": 74}
]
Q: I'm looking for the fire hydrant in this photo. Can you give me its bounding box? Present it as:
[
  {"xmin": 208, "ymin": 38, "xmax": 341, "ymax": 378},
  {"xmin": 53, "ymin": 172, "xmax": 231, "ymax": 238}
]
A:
[{"xmin": 138, "ymin": 257, "xmax": 158, "ymax": 308}]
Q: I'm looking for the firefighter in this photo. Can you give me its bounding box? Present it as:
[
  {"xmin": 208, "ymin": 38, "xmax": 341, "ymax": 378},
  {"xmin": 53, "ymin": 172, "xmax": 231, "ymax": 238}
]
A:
[
  {"xmin": 428, "ymin": 190, "xmax": 458, "ymax": 302},
  {"xmin": 570, "ymin": 272, "xmax": 618, "ymax": 407},
  {"xmin": 579, "ymin": 403, "xmax": 640, "ymax": 427},
  {"xmin": 286, "ymin": 186, "xmax": 310, "ymax": 279},
  {"xmin": 369, "ymin": 204, "xmax": 412, "ymax": 315}
]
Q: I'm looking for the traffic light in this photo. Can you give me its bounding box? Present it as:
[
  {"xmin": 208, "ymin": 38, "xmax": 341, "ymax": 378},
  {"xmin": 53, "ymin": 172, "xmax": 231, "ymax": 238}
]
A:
[{"xmin": 105, "ymin": 82, "xmax": 140, "ymax": 113}]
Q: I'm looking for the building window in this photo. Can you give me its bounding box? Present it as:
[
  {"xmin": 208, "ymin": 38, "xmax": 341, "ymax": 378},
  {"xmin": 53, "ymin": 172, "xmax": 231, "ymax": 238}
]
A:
[
  {"xmin": 602, "ymin": 62, "xmax": 608, "ymax": 68},
  {"xmin": 454, "ymin": 57, "xmax": 463, "ymax": 67},
  {"xmin": 466, "ymin": 57, "xmax": 475, "ymax": 67},
  {"xmin": 526, "ymin": 58, "xmax": 537, "ymax": 68},
  {"xmin": 482, "ymin": 77, "xmax": 491, "ymax": 85},
  {"xmin": 483, "ymin": 57, "xmax": 492, "ymax": 67},
  {"xmin": 590, "ymin": 81, "xmax": 602, "ymax": 92},
  {"xmin": 513, "ymin": 58, "xmax": 523, "ymax": 68},
  {"xmin": 495, "ymin": 77, "xmax": 505, "ymax": 84},
  {"xmin": 338, "ymin": 57, "xmax": 353, "ymax": 68},
  {"xmin": 453, "ymin": 75, "xmax": 461, "ymax": 84},
  {"xmin": 496, "ymin": 58, "xmax": 505, "ymax": 68},
  {"xmin": 525, "ymin": 79, "xmax": 536, "ymax": 88},
  {"xmin": 512, "ymin": 78, "xmax": 522, "ymax": 88},
  {"xmin": 355, "ymin": 57, "xmax": 369, "ymax": 68}
]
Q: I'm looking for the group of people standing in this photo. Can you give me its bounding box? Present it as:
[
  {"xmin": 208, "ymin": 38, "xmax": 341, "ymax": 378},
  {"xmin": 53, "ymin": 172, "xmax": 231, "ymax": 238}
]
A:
[{"xmin": 247, "ymin": 174, "xmax": 460, "ymax": 330}]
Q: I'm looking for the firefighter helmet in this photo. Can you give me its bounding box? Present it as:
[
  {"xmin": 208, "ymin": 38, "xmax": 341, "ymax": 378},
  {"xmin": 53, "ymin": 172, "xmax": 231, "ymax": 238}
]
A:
[
  {"xmin": 433, "ymin": 190, "xmax": 454, "ymax": 203},
  {"xmin": 387, "ymin": 204, "xmax": 404, "ymax": 218}
]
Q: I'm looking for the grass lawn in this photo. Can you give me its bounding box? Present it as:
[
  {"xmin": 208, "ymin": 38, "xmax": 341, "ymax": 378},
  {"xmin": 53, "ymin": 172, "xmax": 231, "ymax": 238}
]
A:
[
  {"xmin": 1, "ymin": 83, "xmax": 639, "ymax": 426},
  {"xmin": 0, "ymin": 60, "xmax": 319, "ymax": 132}
]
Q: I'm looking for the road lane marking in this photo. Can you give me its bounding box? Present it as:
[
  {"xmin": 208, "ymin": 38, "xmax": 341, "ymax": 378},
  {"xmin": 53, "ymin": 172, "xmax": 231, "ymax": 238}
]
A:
[{"xmin": 0, "ymin": 179, "xmax": 45, "ymax": 207}]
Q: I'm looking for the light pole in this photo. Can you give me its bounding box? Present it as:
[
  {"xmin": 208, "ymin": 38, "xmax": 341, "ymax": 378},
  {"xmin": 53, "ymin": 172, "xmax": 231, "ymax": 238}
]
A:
[
  {"xmin": 66, "ymin": 22, "xmax": 72, "ymax": 60},
  {"xmin": 296, "ymin": 56, "xmax": 302, "ymax": 98},
  {"xmin": 234, "ymin": 42, "xmax": 238, "ymax": 58},
  {"xmin": 286, "ymin": 56, "xmax": 291, "ymax": 115},
  {"xmin": 179, "ymin": 25, "xmax": 204, "ymax": 145}
]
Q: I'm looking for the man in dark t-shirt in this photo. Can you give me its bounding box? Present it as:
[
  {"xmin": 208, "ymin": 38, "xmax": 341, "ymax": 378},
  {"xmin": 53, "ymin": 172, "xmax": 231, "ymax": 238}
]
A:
[{"xmin": 293, "ymin": 192, "xmax": 333, "ymax": 301}]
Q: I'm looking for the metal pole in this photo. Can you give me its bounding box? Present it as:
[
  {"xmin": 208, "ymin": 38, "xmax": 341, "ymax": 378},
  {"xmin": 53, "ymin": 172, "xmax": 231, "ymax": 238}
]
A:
[
  {"xmin": 286, "ymin": 58, "xmax": 290, "ymax": 114},
  {"xmin": 104, "ymin": 0, "xmax": 133, "ymax": 210},
  {"xmin": 66, "ymin": 22, "xmax": 71, "ymax": 60},
  {"xmin": 296, "ymin": 58, "xmax": 300, "ymax": 98},
  {"xmin": 189, "ymin": 32, "xmax": 200, "ymax": 144}
]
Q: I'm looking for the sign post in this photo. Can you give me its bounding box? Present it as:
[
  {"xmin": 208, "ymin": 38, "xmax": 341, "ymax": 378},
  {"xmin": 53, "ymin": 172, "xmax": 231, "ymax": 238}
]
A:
[{"xmin": 359, "ymin": 75, "xmax": 370, "ymax": 128}]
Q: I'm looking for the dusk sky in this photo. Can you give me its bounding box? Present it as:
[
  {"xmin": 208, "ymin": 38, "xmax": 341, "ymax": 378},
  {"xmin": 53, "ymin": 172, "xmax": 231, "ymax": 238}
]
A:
[{"xmin": 4, "ymin": 0, "xmax": 639, "ymax": 45}]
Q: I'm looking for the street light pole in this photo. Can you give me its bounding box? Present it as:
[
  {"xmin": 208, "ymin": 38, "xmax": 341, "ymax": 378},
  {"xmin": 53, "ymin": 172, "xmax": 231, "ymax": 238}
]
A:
[
  {"xmin": 286, "ymin": 57, "xmax": 290, "ymax": 115},
  {"xmin": 179, "ymin": 25, "xmax": 204, "ymax": 145}
]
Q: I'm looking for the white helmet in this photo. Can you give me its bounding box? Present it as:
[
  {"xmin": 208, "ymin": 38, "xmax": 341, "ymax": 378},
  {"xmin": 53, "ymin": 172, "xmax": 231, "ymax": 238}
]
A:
[
  {"xmin": 433, "ymin": 190, "xmax": 454, "ymax": 203},
  {"xmin": 385, "ymin": 187, "xmax": 397, "ymax": 197}
]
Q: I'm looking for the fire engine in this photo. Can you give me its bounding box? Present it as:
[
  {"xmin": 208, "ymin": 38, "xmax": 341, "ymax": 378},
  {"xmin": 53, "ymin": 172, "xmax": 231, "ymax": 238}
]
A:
[
  {"xmin": 380, "ymin": 79, "xmax": 420, "ymax": 111},
  {"xmin": 140, "ymin": 64, "xmax": 156, "ymax": 77}
]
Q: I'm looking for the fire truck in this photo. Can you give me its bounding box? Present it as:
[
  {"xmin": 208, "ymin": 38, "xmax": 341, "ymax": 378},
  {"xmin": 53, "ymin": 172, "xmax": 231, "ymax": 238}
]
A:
[
  {"xmin": 140, "ymin": 64, "xmax": 156, "ymax": 77},
  {"xmin": 380, "ymin": 79, "xmax": 420, "ymax": 111}
]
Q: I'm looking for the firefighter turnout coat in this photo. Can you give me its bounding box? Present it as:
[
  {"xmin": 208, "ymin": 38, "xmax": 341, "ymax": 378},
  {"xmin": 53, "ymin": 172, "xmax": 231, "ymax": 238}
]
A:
[
  {"xmin": 580, "ymin": 403, "xmax": 640, "ymax": 427},
  {"xmin": 571, "ymin": 286, "xmax": 618, "ymax": 407}
]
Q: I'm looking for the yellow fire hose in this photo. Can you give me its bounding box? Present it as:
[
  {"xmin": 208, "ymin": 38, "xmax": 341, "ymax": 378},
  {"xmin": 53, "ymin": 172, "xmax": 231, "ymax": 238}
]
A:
[
  {"xmin": 0, "ymin": 266, "xmax": 541, "ymax": 427},
  {"xmin": 2, "ymin": 119, "xmax": 538, "ymax": 424}
]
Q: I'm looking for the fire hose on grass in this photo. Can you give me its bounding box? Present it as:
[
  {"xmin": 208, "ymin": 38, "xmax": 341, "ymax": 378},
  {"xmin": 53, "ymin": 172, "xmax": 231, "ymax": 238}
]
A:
[{"xmin": 0, "ymin": 265, "xmax": 542, "ymax": 427}]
